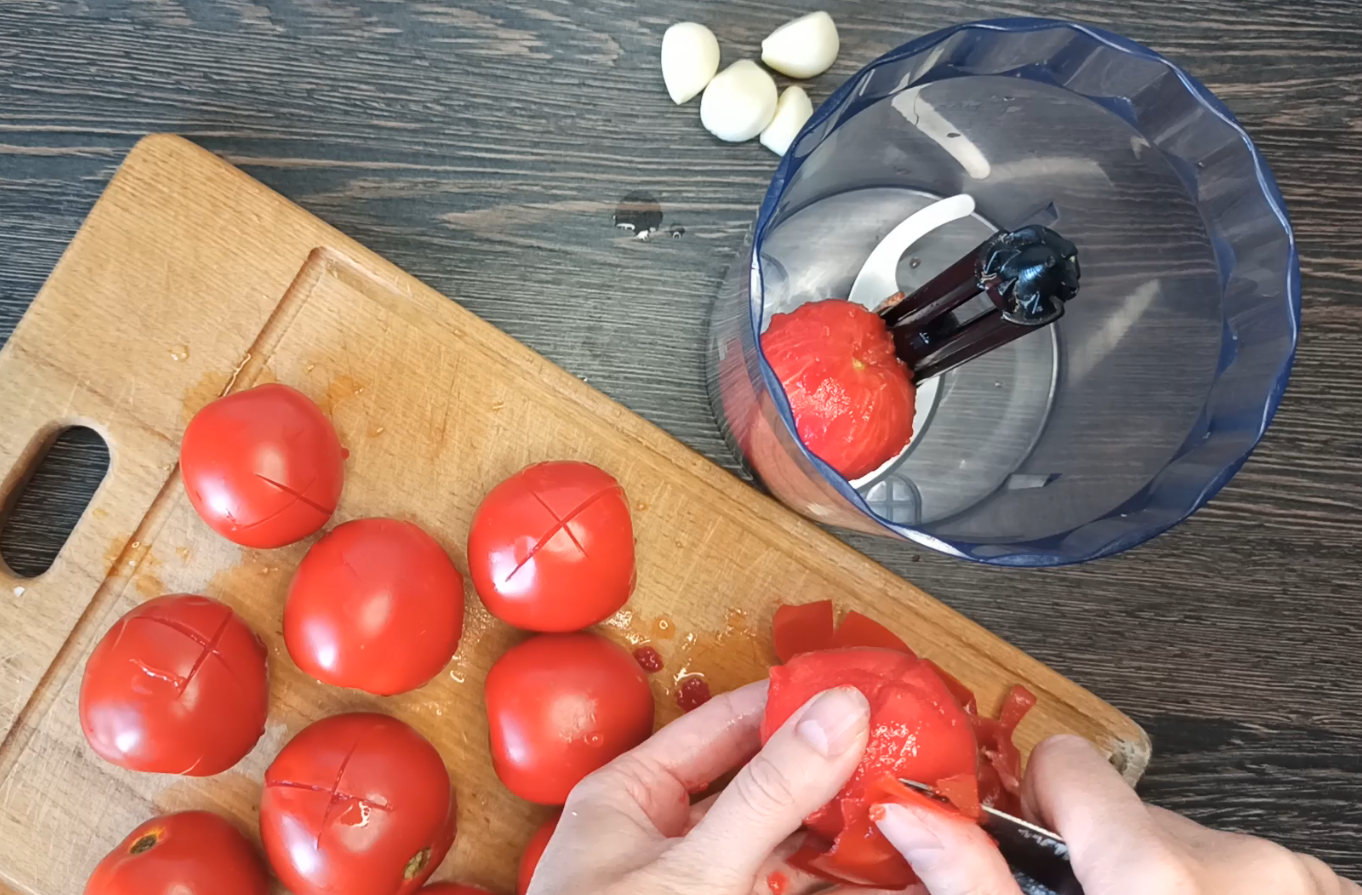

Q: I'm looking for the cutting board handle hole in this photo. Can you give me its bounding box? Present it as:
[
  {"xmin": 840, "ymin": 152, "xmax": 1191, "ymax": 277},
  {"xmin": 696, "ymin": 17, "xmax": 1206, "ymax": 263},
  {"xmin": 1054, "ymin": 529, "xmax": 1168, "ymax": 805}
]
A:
[{"xmin": 0, "ymin": 426, "xmax": 110, "ymax": 579}]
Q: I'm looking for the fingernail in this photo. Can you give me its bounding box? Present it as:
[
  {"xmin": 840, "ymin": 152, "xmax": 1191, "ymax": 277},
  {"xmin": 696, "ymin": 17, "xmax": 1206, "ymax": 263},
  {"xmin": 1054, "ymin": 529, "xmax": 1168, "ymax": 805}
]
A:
[
  {"xmin": 795, "ymin": 687, "xmax": 869, "ymax": 757},
  {"xmin": 874, "ymin": 802, "xmax": 943, "ymax": 854}
]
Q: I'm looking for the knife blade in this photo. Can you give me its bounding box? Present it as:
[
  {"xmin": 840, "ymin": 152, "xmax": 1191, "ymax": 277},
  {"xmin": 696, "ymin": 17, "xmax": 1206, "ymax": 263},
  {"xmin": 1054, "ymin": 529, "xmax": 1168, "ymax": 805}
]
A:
[{"xmin": 898, "ymin": 780, "xmax": 1083, "ymax": 895}]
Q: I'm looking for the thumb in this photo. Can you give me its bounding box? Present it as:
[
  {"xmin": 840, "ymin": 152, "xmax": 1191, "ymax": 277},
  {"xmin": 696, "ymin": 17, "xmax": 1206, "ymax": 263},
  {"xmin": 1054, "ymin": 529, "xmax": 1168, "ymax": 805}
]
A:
[
  {"xmin": 666, "ymin": 686, "xmax": 870, "ymax": 888},
  {"xmin": 874, "ymin": 802, "xmax": 1023, "ymax": 895}
]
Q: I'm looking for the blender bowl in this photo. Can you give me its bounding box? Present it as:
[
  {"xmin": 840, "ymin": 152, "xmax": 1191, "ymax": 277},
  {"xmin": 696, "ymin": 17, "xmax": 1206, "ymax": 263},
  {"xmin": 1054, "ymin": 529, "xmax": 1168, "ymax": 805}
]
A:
[{"xmin": 707, "ymin": 18, "xmax": 1300, "ymax": 565}]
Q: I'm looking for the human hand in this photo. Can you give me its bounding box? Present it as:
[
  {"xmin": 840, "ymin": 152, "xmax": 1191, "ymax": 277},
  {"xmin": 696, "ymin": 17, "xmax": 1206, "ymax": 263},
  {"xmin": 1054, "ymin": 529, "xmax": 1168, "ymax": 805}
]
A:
[
  {"xmin": 525, "ymin": 680, "xmax": 889, "ymax": 895},
  {"xmin": 873, "ymin": 734, "xmax": 1362, "ymax": 895}
]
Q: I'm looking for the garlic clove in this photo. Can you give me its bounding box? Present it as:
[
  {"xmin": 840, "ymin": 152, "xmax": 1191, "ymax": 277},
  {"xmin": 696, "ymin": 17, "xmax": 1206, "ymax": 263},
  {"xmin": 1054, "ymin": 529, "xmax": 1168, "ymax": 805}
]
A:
[
  {"xmin": 661, "ymin": 22, "xmax": 721, "ymax": 105},
  {"xmin": 700, "ymin": 60, "xmax": 778, "ymax": 143},
  {"xmin": 761, "ymin": 11, "xmax": 840, "ymax": 79},
  {"xmin": 760, "ymin": 85, "xmax": 814, "ymax": 156}
]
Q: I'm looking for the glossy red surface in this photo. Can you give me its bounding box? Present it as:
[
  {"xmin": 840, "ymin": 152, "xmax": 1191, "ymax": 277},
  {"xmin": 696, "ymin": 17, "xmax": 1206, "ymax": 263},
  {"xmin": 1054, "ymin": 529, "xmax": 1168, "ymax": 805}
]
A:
[
  {"xmin": 485, "ymin": 633, "xmax": 653, "ymax": 805},
  {"xmin": 180, "ymin": 383, "xmax": 345, "ymax": 548},
  {"xmin": 632, "ymin": 645, "xmax": 664, "ymax": 673},
  {"xmin": 84, "ymin": 811, "xmax": 269, "ymax": 895},
  {"xmin": 260, "ymin": 713, "xmax": 456, "ymax": 895},
  {"xmin": 675, "ymin": 676, "xmax": 712, "ymax": 712},
  {"xmin": 468, "ymin": 461, "xmax": 634, "ymax": 632},
  {"xmin": 284, "ymin": 518, "xmax": 464, "ymax": 695},
  {"xmin": 79, "ymin": 594, "xmax": 268, "ymax": 776}
]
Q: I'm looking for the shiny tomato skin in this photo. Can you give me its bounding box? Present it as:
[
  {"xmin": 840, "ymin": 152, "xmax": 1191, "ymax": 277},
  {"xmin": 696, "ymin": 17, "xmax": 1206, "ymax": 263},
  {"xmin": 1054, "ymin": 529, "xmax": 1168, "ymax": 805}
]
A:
[
  {"xmin": 760, "ymin": 299, "xmax": 916, "ymax": 480},
  {"xmin": 468, "ymin": 461, "xmax": 635, "ymax": 632},
  {"xmin": 181, "ymin": 383, "xmax": 345, "ymax": 548},
  {"xmin": 485, "ymin": 633, "xmax": 653, "ymax": 804},
  {"xmin": 285, "ymin": 518, "xmax": 465, "ymax": 695},
  {"xmin": 772, "ymin": 600, "xmax": 835, "ymax": 663},
  {"xmin": 84, "ymin": 810, "xmax": 269, "ymax": 895},
  {"xmin": 516, "ymin": 814, "xmax": 559, "ymax": 895},
  {"xmin": 79, "ymin": 594, "xmax": 268, "ymax": 776},
  {"xmin": 260, "ymin": 713, "xmax": 456, "ymax": 895}
]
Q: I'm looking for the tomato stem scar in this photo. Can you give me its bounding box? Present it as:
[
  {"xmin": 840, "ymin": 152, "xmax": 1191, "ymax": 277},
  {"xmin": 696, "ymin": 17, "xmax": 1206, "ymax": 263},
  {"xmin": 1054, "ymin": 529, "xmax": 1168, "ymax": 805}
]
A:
[
  {"xmin": 129, "ymin": 832, "xmax": 160, "ymax": 854},
  {"xmin": 403, "ymin": 846, "xmax": 431, "ymax": 879}
]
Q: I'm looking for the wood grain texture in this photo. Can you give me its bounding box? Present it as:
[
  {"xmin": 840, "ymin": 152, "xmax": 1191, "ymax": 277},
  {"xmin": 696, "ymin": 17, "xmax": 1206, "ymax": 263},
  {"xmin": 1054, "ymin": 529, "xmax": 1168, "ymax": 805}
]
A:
[{"xmin": 0, "ymin": 0, "xmax": 1360, "ymax": 886}]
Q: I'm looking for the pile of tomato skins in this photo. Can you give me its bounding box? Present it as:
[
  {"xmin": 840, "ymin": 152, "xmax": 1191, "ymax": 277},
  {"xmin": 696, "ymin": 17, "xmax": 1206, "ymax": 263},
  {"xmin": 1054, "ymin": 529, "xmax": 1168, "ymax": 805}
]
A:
[{"xmin": 78, "ymin": 383, "xmax": 1033, "ymax": 895}]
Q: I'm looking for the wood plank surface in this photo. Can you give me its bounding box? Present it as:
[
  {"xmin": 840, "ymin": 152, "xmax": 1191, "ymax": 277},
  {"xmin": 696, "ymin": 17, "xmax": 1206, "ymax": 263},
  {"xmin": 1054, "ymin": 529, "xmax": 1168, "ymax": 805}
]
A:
[
  {"xmin": 1, "ymin": 0, "xmax": 1360, "ymax": 886},
  {"xmin": 0, "ymin": 135, "xmax": 1145, "ymax": 894}
]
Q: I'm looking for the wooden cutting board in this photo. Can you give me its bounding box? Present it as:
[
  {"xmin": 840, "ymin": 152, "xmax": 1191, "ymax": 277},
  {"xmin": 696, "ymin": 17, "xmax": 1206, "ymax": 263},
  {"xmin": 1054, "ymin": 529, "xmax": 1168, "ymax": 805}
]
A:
[{"xmin": 0, "ymin": 135, "xmax": 1148, "ymax": 895}]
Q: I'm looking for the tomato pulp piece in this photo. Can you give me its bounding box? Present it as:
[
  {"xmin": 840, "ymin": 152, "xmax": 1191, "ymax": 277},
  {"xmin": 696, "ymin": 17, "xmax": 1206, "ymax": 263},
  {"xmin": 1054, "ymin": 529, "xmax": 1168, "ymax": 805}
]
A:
[
  {"xmin": 829, "ymin": 610, "xmax": 915, "ymax": 655},
  {"xmin": 418, "ymin": 886, "xmax": 494, "ymax": 895},
  {"xmin": 85, "ymin": 811, "xmax": 270, "ymax": 895},
  {"xmin": 762, "ymin": 648, "xmax": 977, "ymax": 841},
  {"xmin": 772, "ymin": 600, "xmax": 836, "ymax": 663},
  {"xmin": 760, "ymin": 299, "xmax": 917, "ymax": 480}
]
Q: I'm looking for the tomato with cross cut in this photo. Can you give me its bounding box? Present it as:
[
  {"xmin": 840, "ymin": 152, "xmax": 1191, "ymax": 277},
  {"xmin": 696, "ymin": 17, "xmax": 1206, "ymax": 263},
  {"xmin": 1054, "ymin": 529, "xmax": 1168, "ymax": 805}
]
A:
[
  {"xmin": 79, "ymin": 594, "xmax": 268, "ymax": 775},
  {"xmin": 260, "ymin": 713, "xmax": 457, "ymax": 895},
  {"xmin": 284, "ymin": 518, "xmax": 465, "ymax": 695},
  {"xmin": 468, "ymin": 461, "xmax": 635, "ymax": 632},
  {"xmin": 181, "ymin": 383, "xmax": 346, "ymax": 548}
]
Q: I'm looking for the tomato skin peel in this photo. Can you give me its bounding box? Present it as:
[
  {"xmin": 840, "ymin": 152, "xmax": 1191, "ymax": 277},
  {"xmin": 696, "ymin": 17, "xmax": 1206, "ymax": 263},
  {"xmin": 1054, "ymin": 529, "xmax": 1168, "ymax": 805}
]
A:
[{"xmin": 763, "ymin": 602, "xmax": 1037, "ymax": 889}]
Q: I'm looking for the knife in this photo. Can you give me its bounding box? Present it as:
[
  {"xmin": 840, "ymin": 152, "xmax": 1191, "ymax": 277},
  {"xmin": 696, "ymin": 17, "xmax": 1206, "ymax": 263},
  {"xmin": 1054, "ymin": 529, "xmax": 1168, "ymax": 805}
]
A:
[{"xmin": 898, "ymin": 779, "xmax": 1084, "ymax": 895}]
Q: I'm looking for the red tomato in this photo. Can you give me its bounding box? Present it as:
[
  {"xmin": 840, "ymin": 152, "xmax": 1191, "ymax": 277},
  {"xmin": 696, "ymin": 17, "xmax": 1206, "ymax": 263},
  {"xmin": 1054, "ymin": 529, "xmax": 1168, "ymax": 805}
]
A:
[
  {"xmin": 285, "ymin": 518, "xmax": 465, "ymax": 695},
  {"xmin": 418, "ymin": 886, "xmax": 492, "ymax": 895},
  {"xmin": 761, "ymin": 648, "xmax": 976, "ymax": 841},
  {"xmin": 760, "ymin": 299, "xmax": 916, "ymax": 480},
  {"xmin": 79, "ymin": 594, "xmax": 268, "ymax": 775},
  {"xmin": 84, "ymin": 811, "xmax": 269, "ymax": 895},
  {"xmin": 181, "ymin": 383, "xmax": 345, "ymax": 548},
  {"xmin": 468, "ymin": 461, "xmax": 635, "ymax": 632},
  {"xmin": 485, "ymin": 633, "xmax": 653, "ymax": 804},
  {"xmin": 516, "ymin": 814, "xmax": 559, "ymax": 895},
  {"xmin": 260, "ymin": 713, "xmax": 456, "ymax": 895}
]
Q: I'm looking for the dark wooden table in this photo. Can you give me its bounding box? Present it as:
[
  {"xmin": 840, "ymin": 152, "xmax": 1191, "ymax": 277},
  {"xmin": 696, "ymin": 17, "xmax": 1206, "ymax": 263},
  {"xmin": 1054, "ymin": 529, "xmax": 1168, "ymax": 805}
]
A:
[{"xmin": 2, "ymin": 0, "xmax": 1360, "ymax": 882}]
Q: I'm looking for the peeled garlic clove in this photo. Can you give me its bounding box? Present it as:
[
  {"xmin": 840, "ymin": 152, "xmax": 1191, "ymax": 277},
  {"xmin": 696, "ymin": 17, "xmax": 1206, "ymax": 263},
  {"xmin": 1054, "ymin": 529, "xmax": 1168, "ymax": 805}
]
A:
[
  {"xmin": 661, "ymin": 22, "xmax": 721, "ymax": 105},
  {"xmin": 760, "ymin": 85, "xmax": 814, "ymax": 156},
  {"xmin": 700, "ymin": 60, "xmax": 778, "ymax": 143},
  {"xmin": 761, "ymin": 11, "xmax": 839, "ymax": 79}
]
